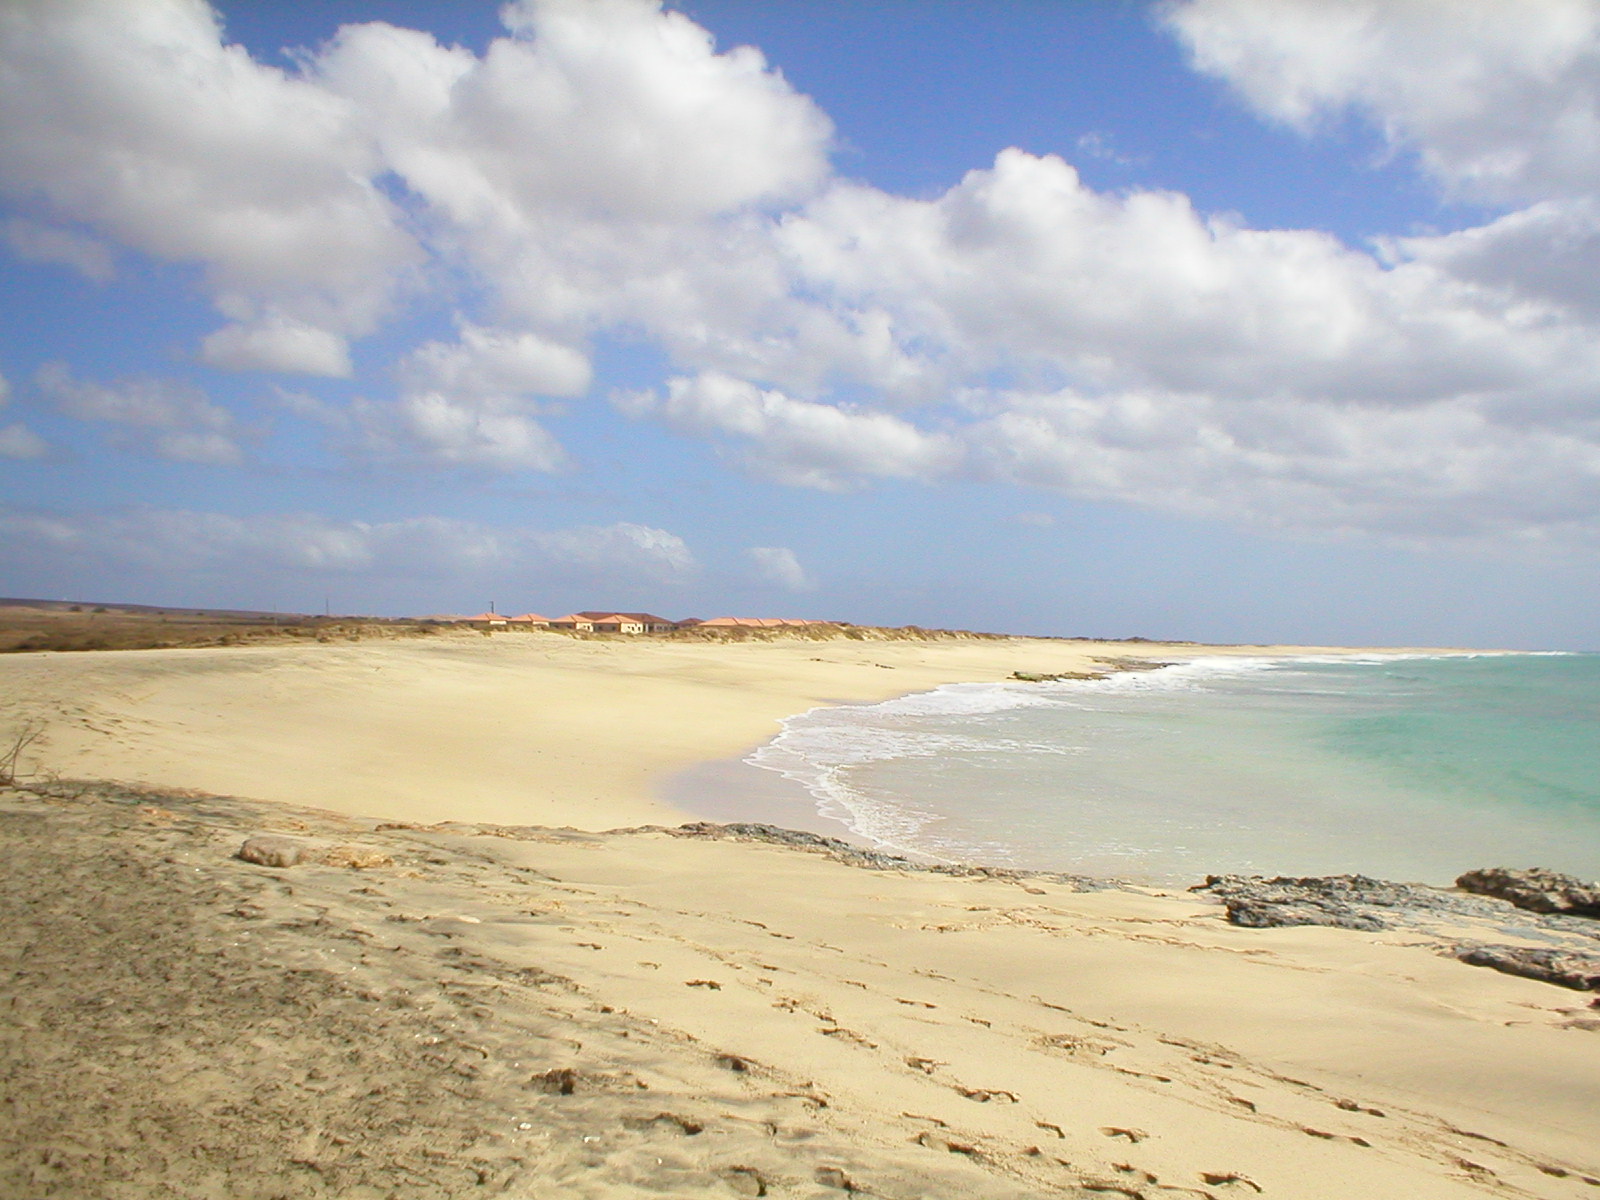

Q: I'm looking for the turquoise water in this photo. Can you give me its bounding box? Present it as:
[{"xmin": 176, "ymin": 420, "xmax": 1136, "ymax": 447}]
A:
[{"xmin": 746, "ymin": 654, "xmax": 1600, "ymax": 885}]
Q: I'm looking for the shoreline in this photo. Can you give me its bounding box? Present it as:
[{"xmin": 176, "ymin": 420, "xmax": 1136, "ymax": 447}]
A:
[
  {"xmin": 0, "ymin": 630, "xmax": 1473, "ymax": 832},
  {"xmin": 660, "ymin": 646, "xmax": 1532, "ymax": 886}
]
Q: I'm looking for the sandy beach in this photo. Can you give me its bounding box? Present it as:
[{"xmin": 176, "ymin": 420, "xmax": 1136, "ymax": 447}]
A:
[
  {"xmin": 0, "ymin": 629, "xmax": 1435, "ymax": 830},
  {"xmin": 4, "ymin": 630, "xmax": 1598, "ymax": 1198}
]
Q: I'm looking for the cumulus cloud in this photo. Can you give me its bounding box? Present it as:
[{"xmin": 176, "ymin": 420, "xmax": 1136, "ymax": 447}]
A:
[
  {"xmin": 36, "ymin": 362, "xmax": 244, "ymax": 465},
  {"xmin": 317, "ymin": 0, "xmax": 830, "ymax": 224},
  {"xmin": 309, "ymin": 0, "xmax": 839, "ymax": 404},
  {"xmin": 5, "ymin": 0, "xmax": 1600, "ymax": 550},
  {"xmin": 1162, "ymin": 0, "xmax": 1600, "ymax": 203},
  {"xmin": 399, "ymin": 325, "xmax": 591, "ymax": 400},
  {"xmin": 748, "ymin": 545, "xmax": 811, "ymax": 591},
  {"xmin": 0, "ymin": 424, "xmax": 49, "ymax": 459},
  {"xmin": 0, "ymin": 0, "xmax": 419, "ymax": 366},
  {"xmin": 0, "ymin": 505, "xmax": 696, "ymax": 586},
  {"xmin": 780, "ymin": 150, "xmax": 1600, "ymax": 408},
  {"xmin": 3, "ymin": 216, "xmax": 114, "ymax": 280},
  {"xmin": 971, "ymin": 387, "xmax": 1600, "ymax": 548},
  {"xmin": 619, "ymin": 372, "xmax": 963, "ymax": 490},
  {"xmin": 200, "ymin": 315, "xmax": 353, "ymax": 377},
  {"xmin": 343, "ymin": 325, "xmax": 593, "ymax": 471},
  {"xmin": 355, "ymin": 392, "xmax": 567, "ymax": 472}
]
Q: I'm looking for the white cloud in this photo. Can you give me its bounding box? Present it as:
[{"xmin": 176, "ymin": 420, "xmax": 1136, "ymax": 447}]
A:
[
  {"xmin": 3, "ymin": 216, "xmax": 114, "ymax": 280},
  {"xmin": 971, "ymin": 386, "xmax": 1600, "ymax": 548},
  {"xmin": 749, "ymin": 545, "xmax": 811, "ymax": 591},
  {"xmin": 5, "ymin": 1, "xmax": 1600, "ymax": 551},
  {"xmin": 780, "ymin": 150, "xmax": 1600, "ymax": 408},
  {"xmin": 0, "ymin": 0, "xmax": 419, "ymax": 365},
  {"xmin": 1161, "ymin": 0, "xmax": 1600, "ymax": 204},
  {"xmin": 316, "ymin": 0, "xmax": 830, "ymax": 225},
  {"xmin": 0, "ymin": 424, "xmax": 49, "ymax": 459},
  {"xmin": 0, "ymin": 505, "xmax": 696, "ymax": 585},
  {"xmin": 356, "ymin": 392, "xmax": 568, "ymax": 472},
  {"xmin": 1393, "ymin": 198, "xmax": 1600, "ymax": 319},
  {"xmin": 535, "ymin": 521, "xmax": 696, "ymax": 580},
  {"xmin": 36, "ymin": 361, "xmax": 244, "ymax": 465},
  {"xmin": 619, "ymin": 372, "xmax": 963, "ymax": 490},
  {"xmin": 399, "ymin": 325, "xmax": 591, "ymax": 399},
  {"xmin": 308, "ymin": 0, "xmax": 838, "ymax": 398},
  {"xmin": 200, "ymin": 316, "xmax": 353, "ymax": 377}
]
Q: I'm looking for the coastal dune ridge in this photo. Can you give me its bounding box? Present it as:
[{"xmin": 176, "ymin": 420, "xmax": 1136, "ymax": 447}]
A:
[{"xmin": 4, "ymin": 628, "xmax": 1599, "ymax": 1198}]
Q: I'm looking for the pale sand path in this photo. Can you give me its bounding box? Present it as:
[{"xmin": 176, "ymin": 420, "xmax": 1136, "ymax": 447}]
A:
[{"xmin": 0, "ymin": 630, "xmax": 1447, "ymax": 829}]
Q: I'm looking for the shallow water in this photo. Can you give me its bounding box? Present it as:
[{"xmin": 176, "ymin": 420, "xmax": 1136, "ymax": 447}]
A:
[{"xmin": 737, "ymin": 653, "xmax": 1600, "ymax": 886}]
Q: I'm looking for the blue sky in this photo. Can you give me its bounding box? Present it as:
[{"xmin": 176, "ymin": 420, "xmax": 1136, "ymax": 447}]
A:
[{"xmin": 2, "ymin": 0, "xmax": 1599, "ymax": 648}]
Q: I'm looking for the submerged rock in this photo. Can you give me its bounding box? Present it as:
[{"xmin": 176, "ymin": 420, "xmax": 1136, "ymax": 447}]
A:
[{"xmin": 1455, "ymin": 868, "xmax": 1600, "ymax": 918}]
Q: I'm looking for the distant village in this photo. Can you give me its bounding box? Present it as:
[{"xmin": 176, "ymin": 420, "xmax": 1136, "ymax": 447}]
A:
[{"xmin": 416, "ymin": 610, "xmax": 832, "ymax": 634}]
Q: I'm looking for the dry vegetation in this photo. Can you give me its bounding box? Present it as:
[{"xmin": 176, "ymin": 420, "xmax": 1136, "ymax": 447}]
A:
[
  {"xmin": 0, "ymin": 599, "xmax": 1038, "ymax": 655},
  {"xmin": 0, "ymin": 601, "xmax": 440, "ymax": 654}
]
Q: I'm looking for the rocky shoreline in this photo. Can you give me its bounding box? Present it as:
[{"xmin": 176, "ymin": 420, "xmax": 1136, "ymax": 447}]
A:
[
  {"xmin": 6, "ymin": 778, "xmax": 1600, "ymax": 1198},
  {"xmin": 662, "ymin": 823, "xmax": 1600, "ymax": 995},
  {"xmin": 1194, "ymin": 870, "xmax": 1600, "ymax": 992}
]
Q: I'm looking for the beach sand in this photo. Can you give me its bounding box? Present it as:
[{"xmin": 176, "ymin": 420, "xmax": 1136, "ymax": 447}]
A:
[{"xmin": 3, "ymin": 631, "xmax": 1597, "ymax": 1198}]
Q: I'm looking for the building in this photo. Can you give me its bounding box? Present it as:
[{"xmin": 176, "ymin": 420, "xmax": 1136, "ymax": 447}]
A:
[
  {"xmin": 691, "ymin": 617, "xmax": 830, "ymax": 628},
  {"xmin": 573, "ymin": 611, "xmax": 678, "ymax": 634},
  {"xmin": 548, "ymin": 614, "xmax": 596, "ymax": 632}
]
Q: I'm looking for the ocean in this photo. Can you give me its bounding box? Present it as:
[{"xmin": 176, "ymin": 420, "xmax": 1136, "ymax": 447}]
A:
[{"xmin": 735, "ymin": 653, "xmax": 1600, "ymax": 886}]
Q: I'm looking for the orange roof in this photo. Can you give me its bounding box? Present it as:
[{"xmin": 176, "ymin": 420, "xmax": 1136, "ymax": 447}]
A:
[
  {"xmin": 507, "ymin": 613, "xmax": 550, "ymax": 623},
  {"xmin": 698, "ymin": 616, "xmax": 828, "ymax": 627}
]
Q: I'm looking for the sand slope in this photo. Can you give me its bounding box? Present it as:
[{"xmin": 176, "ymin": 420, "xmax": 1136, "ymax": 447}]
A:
[{"xmin": 4, "ymin": 783, "xmax": 1595, "ymax": 1199}]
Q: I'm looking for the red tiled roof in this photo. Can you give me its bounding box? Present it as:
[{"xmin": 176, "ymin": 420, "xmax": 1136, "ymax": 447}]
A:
[{"xmin": 697, "ymin": 616, "xmax": 829, "ymax": 627}]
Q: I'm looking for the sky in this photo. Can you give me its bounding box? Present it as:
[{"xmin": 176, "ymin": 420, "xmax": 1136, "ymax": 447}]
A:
[{"xmin": 2, "ymin": 0, "xmax": 1599, "ymax": 649}]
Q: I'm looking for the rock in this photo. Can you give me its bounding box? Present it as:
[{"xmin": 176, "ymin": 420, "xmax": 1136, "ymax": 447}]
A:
[
  {"xmin": 320, "ymin": 844, "xmax": 393, "ymax": 870},
  {"xmin": 237, "ymin": 836, "xmax": 311, "ymax": 868},
  {"xmin": 1010, "ymin": 670, "xmax": 1106, "ymax": 683},
  {"xmin": 1194, "ymin": 874, "xmax": 1420, "ymax": 931},
  {"xmin": 1454, "ymin": 944, "xmax": 1600, "ymax": 991},
  {"xmin": 720, "ymin": 1165, "xmax": 767, "ymax": 1196},
  {"xmin": 1456, "ymin": 868, "xmax": 1600, "ymax": 918},
  {"xmin": 1222, "ymin": 897, "xmax": 1386, "ymax": 931},
  {"xmin": 813, "ymin": 1165, "xmax": 858, "ymax": 1189}
]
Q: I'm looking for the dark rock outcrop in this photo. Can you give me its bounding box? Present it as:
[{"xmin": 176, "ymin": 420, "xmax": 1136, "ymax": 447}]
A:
[
  {"xmin": 1192, "ymin": 874, "xmax": 1463, "ymax": 931},
  {"xmin": 1454, "ymin": 944, "xmax": 1600, "ymax": 991},
  {"xmin": 1456, "ymin": 868, "xmax": 1600, "ymax": 918}
]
